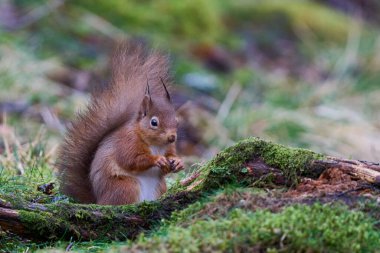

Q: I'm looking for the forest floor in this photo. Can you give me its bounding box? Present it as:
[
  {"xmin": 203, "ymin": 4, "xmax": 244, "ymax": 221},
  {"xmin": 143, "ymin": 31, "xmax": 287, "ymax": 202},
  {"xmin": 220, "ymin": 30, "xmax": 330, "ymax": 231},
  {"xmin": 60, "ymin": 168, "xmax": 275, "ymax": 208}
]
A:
[
  {"xmin": 1, "ymin": 0, "xmax": 380, "ymax": 252},
  {"xmin": 1, "ymin": 138, "xmax": 380, "ymax": 252}
]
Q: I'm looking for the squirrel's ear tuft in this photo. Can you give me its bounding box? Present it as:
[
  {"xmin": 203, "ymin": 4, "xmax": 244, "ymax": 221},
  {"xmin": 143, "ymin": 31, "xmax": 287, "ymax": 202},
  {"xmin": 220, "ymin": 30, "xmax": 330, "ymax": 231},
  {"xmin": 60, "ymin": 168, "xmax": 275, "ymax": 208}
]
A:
[
  {"xmin": 139, "ymin": 95, "xmax": 151, "ymax": 118},
  {"xmin": 160, "ymin": 77, "xmax": 171, "ymax": 102}
]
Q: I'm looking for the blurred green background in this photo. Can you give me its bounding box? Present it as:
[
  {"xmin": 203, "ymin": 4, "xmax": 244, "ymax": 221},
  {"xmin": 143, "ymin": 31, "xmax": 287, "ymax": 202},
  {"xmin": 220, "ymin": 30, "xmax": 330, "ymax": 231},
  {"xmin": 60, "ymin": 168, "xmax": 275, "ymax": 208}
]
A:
[
  {"xmin": 0, "ymin": 0, "xmax": 379, "ymax": 165},
  {"xmin": 1, "ymin": 0, "xmax": 380, "ymax": 251}
]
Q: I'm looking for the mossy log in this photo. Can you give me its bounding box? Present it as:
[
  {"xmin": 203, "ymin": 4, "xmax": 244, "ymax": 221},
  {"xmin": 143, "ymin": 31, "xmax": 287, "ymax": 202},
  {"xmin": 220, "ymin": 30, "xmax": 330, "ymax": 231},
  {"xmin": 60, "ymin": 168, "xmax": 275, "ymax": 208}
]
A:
[{"xmin": 0, "ymin": 137, "xmax": 379, "ymax": 241}]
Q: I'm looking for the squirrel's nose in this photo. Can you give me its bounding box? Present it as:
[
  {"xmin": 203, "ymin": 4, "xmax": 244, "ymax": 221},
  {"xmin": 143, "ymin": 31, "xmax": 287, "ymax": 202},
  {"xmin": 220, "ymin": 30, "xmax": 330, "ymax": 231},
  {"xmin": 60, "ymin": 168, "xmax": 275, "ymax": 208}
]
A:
[{"xmin": 168, "ymin": 135, "xmax": 176, "ymax": 143}]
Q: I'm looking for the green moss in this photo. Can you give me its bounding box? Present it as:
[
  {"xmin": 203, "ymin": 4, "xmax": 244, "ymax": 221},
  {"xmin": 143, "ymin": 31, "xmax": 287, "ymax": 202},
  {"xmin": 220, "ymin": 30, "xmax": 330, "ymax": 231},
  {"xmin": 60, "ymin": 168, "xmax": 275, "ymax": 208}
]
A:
[
  {"xmin": 116, "ymin": 204, "xmax": 380, "ymax": 252},
  {"xmin": 14, "ymin": 191, "xmax": 199, "ymax": 242},
  {"xmin": 171, "ymin": 137, "xmax": 325, "ymax": 193},
  {"xmin": 17, "ymin": 202, "xmax": 147, "ymax": 241}
]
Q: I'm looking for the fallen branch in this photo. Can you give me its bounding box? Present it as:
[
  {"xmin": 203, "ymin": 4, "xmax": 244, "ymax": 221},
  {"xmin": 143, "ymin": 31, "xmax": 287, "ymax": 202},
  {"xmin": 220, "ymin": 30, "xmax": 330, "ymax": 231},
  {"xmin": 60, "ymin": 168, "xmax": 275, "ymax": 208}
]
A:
[
  {"xmin": 313, "ymin": 157, "xmax": 380, "ymax": 184},
  {"xmin": 0, "ymin": 207, "xmax": 27, "ymax": 241}
]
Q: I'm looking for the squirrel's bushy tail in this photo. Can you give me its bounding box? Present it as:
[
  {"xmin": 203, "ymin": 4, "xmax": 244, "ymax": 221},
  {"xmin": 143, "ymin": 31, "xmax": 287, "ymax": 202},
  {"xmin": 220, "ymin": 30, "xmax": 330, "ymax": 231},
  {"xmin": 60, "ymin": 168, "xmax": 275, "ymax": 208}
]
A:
[{"xmin": 57, "ymin": 42, "xmax": 171, "ymax": 203}]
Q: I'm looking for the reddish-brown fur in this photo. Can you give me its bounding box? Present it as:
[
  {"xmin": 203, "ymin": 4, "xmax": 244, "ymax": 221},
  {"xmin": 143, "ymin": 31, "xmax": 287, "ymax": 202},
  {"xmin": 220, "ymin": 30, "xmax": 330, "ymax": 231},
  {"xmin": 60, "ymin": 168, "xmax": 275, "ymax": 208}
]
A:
[{"xmin": 57, "ymin": 42, "xmax": 183, "ymax": 205}]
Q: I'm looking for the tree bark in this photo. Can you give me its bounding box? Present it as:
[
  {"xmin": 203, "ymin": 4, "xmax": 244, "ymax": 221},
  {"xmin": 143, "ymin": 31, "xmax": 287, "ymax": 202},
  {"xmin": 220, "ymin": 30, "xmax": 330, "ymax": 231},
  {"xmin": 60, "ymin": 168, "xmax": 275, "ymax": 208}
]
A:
[{"xmin": 313, "ymin": 157, "xmax": 380, "ymax": 184}]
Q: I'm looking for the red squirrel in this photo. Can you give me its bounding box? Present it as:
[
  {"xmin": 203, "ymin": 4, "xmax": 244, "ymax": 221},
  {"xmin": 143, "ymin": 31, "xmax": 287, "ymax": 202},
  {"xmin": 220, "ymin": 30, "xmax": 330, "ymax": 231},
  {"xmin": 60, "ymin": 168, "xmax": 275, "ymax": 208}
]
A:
[{"xmin": 57, "ymin": 42, "xmax": 184, "ymax": 205}]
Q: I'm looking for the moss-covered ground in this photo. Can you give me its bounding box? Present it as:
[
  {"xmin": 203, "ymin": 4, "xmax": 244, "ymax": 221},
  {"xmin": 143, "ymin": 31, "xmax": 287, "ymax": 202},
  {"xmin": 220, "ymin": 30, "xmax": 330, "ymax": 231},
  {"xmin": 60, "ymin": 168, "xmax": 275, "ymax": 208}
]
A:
[
  {"xmin": 1, "ymin": 138, "xmax": 380, "ymax": 252},
  {"xmin": 124, "ymin": 203, "xmax": 379, "ymax": 252}
]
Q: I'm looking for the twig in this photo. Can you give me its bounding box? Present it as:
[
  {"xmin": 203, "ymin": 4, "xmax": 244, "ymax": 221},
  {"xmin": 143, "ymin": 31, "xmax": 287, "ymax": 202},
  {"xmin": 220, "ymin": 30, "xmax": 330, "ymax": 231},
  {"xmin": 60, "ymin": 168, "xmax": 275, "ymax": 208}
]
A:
[
  {"xmin": 1, "ymin": 113, "xmax": 11, "ymax": 159},
  {"xmin": 65, "ymin": 242, "xmax": 74, "ymax": 252},
  {"xmin": 180, "ymin": 171, "xmax": 201, "ymax": 186},
  {"xmin": 216, "ymin": 82, "xmax": 241, "ymax": 122},
  {"xmin": 40, "ymin": 107, "xmax": 65, "ymax": 134}
]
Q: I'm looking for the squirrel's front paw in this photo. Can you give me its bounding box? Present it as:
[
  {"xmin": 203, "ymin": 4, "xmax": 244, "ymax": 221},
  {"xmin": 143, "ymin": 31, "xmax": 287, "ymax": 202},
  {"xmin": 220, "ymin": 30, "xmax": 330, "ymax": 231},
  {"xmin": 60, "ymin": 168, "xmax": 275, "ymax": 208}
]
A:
[
  {"xmin": 168, "ymin": 157, "xmax": 184, "ymax": 173},
  {"xmin": 155, "ymin": 156, "xmax": 171, "ymax": 174}
]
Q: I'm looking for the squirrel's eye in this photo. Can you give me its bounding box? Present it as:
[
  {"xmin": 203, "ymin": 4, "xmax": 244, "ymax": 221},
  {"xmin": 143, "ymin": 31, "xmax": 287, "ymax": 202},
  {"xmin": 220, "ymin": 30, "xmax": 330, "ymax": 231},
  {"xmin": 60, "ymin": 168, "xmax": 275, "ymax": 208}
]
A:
[{"xmin": 150, "ymin": 116, "xmax": 159, "ymax": 128}]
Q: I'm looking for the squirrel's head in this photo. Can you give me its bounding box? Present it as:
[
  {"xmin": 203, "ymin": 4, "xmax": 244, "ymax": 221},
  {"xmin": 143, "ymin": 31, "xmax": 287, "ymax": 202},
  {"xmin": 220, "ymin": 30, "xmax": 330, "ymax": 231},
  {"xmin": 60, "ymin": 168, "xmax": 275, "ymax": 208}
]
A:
[{"xmin": 137, "ymin": 80, "xmax": 178, "ymax": 146}]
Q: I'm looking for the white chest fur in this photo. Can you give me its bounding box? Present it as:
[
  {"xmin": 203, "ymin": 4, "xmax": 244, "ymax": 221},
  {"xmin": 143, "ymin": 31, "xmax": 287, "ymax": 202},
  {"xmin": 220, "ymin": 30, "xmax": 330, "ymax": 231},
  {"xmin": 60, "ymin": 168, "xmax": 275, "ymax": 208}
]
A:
[{"xmin": 136, "ymin": 146, "xmax": 166, "ymax": 202}]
